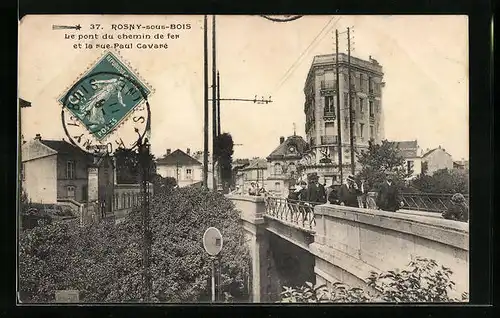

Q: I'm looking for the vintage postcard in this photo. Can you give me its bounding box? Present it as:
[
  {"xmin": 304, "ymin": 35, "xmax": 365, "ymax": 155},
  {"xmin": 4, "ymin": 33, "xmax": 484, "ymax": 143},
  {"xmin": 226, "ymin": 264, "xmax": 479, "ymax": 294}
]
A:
[{"xmin": 18, "ymin": 15, "xmax": 469, "ymax": 303}]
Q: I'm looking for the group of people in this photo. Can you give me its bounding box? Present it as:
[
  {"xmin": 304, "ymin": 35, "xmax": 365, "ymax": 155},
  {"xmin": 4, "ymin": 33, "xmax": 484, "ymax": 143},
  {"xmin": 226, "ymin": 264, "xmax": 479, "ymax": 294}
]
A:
[{"xmin": 286, "ymin": 172, "xmax": 405, "ymax": 213}]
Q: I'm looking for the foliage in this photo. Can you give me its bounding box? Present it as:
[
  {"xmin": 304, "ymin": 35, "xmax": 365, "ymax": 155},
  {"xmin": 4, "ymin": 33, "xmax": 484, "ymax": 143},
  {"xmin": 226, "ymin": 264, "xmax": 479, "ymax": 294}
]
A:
[
  {"xmin": 411, "ymin": 168, "xmax": 469, "ymax": 194},
  {"xmin": 214, "ymin": 133, "xmax": 234, "ymax": 188},
  {"xmin": 279, "ymin": 257, "xmax": 468, "ymax": 303},
  {"xmin": 114, "ymin": 148, "xmax": 156, "ymax": 184},
  {"xmin": 19, "ymin": 187, "xmax": 250, "ymax": 303},
  {"xmin": 355, "ymin": 140, "xmax": 411, "ymax": 191},
  {"xmin": 367, "ymin": 257, "xmax": 461, "ymax": 302},
  {"xmin": 280, "ymin": 281, "xmax": 370, "ymax": 303},
  {"xmin": 151, "ymin": 174, "xmax": 177, "ymax": 194}
]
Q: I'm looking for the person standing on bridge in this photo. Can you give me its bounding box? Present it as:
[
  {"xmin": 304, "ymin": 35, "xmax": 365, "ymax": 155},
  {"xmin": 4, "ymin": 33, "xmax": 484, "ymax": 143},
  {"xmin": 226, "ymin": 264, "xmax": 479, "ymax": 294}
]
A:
[
  {"xmin": 305, "ymin": 174, "xmax": 327, "ymax": 205},
  {"xmin": 339, "ymin": 175, "xmax": 361, "ymax": 207},
  {"xmin": 442, "ymin": 193, "xmax": 469, "ymax": 222},
  {"xmin": 376, "ymin": 172, "xmax": 404, "ymax": 212}
]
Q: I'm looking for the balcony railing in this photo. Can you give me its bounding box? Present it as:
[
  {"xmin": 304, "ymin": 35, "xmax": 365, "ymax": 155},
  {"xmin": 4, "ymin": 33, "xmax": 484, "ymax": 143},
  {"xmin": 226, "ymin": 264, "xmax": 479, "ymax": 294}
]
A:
[
  {"xmin": 323, "ymin": 111, "xmax": 335, "ymax": 119},
  {"xmin": 265, "ymin": 197, "xmax": 316, "ymax": 230},
  {"xmin": 320, "ymin": 80, "xmax": 336, "ymax": 90},
  {"xmin": 321, "ymin": 135, "xmax": 338, "ymax": 144}
]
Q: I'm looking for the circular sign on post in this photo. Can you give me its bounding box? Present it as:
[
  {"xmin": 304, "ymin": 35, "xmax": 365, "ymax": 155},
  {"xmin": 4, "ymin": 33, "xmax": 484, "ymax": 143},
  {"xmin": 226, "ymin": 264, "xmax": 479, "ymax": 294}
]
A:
[{"xmin": 203, "ymin": 227, "xmax": 223, "ymax": 256}]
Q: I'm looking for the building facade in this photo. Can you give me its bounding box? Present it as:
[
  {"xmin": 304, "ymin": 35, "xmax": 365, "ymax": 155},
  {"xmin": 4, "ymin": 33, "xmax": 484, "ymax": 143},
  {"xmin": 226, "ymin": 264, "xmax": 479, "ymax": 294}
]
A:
[
  {"xmin": 21, "ymin": 135, "xmax": 114, "ymax": 212},
  {"xmin": 156, "ymin": 148, "xmax": 205, "ymax": 188},
  {"xmin": 303, "ymin": 53, "xmax": 384, "ymax": 183},
  {"xmin": 266, "ymin": 135, "xmax": 309, "ymax": 196},
  {"xmin": 237, "ymin": 158, "xmax": 268, "ymax": 194},
  {"xmin": 421, "ymin": 146, "xmax": 454, "ymax": 175},
  {"xmin": 389, "ymin": 140, "xmax": 423, "ymax": 177}
]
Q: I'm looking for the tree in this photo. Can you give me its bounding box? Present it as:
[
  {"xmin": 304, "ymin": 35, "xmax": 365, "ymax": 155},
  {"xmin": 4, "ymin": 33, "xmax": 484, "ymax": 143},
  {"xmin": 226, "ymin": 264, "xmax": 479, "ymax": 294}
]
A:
[
  {"xmin": 355, "ymin": 140, "xmax": 411, "ymax": 191},
  {"xmin": 114, "ymin": 148, "xmax": 156, "ymax": 184},
  {"xmin": 151, "ymin": 174, "xmax": 177, "ymax": 194},
  {"xmin": 412, "ymin": 168, "xmax": 469, "ymax": 194},
  {"xmin": 19, "ymin": 187, "xmax": 251, "ymax": 303},
  {"xmin": 214, "ymin": 133, "xmax": 234, "ymax": 190}
]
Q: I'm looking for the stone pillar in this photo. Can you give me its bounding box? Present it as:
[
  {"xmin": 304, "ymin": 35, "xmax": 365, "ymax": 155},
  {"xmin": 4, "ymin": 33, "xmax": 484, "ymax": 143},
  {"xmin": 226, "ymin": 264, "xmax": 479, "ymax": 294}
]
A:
[
  {"xmin": 86, "ymin": 165, "xmax": 99, "ymax": 224},
  {"xmin": 228, "ymin": 195, "xmax": 270, "ymax": 302}
]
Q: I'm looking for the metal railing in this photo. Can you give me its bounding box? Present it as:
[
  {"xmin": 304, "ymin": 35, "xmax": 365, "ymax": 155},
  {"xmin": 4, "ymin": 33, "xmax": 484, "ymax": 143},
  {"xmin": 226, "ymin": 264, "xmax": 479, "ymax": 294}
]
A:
[
  {"xmin": 321, "ymin": 135, "xmax": 338, "ymax": 145},
  {"xmin": 400, "ymin": 193, "xmax": 469, "ymax": 213},
  {"xmin": 264, "ymin": 197, "xmax": 316, "ymax": 230}
]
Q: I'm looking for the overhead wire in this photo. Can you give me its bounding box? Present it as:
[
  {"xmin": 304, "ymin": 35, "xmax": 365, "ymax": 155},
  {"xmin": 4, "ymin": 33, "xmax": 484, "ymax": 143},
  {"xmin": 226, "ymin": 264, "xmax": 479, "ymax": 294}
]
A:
[{"xmin": 272, "ymin": 16, "xmax": 342, "ymax": 94}]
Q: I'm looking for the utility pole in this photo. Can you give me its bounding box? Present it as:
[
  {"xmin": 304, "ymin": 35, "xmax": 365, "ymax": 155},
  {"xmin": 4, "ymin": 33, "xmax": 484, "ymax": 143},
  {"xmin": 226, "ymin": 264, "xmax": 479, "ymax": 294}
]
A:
[
  {"xmin": 137, "ymin": 133, "xmax": 151, "ymax": 302},
  {"xmin": 203, "ymin": 15, "xmax": 209, "ymax": 188},
  {"xmin": 217, "ymin": 71, "xmax": 221, "ymax": 136},
  {"xmin": 212, "ymin": 15, "xmax": 217, "ymax": 191},
  {"xmin": 347, "ymin": 27, "xmax": 355, "ymax": 176},
  {"xmin": 335, "ymin": 29, "xmax": 343, "ymax": 183}
]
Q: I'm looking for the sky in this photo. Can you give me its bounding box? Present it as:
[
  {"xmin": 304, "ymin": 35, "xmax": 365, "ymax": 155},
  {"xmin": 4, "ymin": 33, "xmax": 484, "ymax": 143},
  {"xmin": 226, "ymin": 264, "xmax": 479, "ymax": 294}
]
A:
[{"xmin": 19, "ymin": 15, "xmax": 469, "ymax": 161}]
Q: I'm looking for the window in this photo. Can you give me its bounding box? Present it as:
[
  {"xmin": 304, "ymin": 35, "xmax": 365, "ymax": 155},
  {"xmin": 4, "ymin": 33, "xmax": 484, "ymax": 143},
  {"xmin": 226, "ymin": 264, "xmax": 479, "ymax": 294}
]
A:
[
  {"xmin": 360, "ymin": 123, "xmax": 365, "ymax": 138},
  {"xmin": 324, "ymin": 96, "xmax": 334, "ymax": 113},
  {"xmin": 343, "ymin": 92, "xmax": 348, "ymax": 108},
  {"xmin": 359, "ymin": 97, "xmax": 364, "ymax": 112},
  {"xmin": 67, "ymin": 186, "xmax": 76, "ymax": 199},
  {"xmin": 21, "ymin": 163, "xmax": 25, "ymax": 181},
  {"xmin": 186, "ymin": 168, "xmax": 193, "ymax": 179},
  {"xmin": 369, "ymin": 100, "xmax": 374, "ymax": 117},
  {"xmin": 127, "ymin": 193, "xmax": 131, "ymax": 208},
  {"xmin": 359, "ymin": 74, "xmax": 363, "ymax": 89},
  {"xmin": 82, "ymin": 185, "xmax": 88, "ymax": 202},
  {"xmin": 66, "ymin": 161, "xmax": 75, "ymax": 179},
  {"xmin": 274, "ymin": 163, "xmax": 282, "ymax": 175},
  {"xmin": 288, "ymin": 163, "xmax": 297, "ymax": 175},
  {"xmin": 275, "ymin": 182, "xmax": 281, "ymax": 192},
  {"xmin": 122, "ymin": 194, "xmax": 126, "ymax": 209},
  {"xmin": 368, "ymin": 76, "xmax": 373, "ymax": 92},
  {"xmin": 325, "ymin": 122, "xmax": 335, "ymax": 135},
  {"xmin": 407, "ymin": 160, "xmax": 414, "ymax": 174},
  {"xmin": 370, "ymin": 125, "xmax": 374, "ymax": 139}
]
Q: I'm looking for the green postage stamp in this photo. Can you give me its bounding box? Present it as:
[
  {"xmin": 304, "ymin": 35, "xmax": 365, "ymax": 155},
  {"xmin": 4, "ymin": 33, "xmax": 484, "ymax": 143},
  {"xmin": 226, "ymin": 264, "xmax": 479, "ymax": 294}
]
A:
[{"xmin": 58, "ymin": 51, "xmax": 152, "ymax": 141}]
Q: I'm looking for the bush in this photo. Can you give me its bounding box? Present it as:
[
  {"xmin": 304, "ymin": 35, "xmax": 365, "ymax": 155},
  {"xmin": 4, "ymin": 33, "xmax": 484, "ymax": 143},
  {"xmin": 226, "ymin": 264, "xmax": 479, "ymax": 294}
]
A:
[
  {"xmin": 411, "ymin": 168, "xmax": 469, "ymax": 194},
  {"xmin": 279, "ymin": 257, "xmax": 468, "ymax": 303},
  {"xmin": 18, "ymin": 187, "xmax": 251, "ymax": 303}
]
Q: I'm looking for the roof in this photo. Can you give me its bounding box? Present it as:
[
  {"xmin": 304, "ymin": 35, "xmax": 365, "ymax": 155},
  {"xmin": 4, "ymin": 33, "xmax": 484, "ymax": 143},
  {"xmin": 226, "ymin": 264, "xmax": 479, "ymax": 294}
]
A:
[
  {"xmin": 421, "ymin": 147, "xmax": 452, "ymax": 158},
  {"xmin": 39, "ymin": 139, "xmax": 93, "ymax": 160},
  {"xmin": 267, "ymin": 135, "xmax": 309, "ymax": 160},
  {"xmin": 241, "ymin": 158, "xmax": 267, "ymax": 171},
  {"xmin": 389, "ymin": 140, "xmax": 419, "ymax": 158},
  {"xmin": 156, "ymin": 149, "xmax": 202, "ymax": 166}
]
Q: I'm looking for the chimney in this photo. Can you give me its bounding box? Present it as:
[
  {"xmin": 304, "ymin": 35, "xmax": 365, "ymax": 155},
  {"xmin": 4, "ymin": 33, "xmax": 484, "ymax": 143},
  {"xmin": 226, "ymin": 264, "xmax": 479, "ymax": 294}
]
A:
[
  {"xmin": 34, "ymin": 134, "xmax": 41, "ymax": 141},
  {"xmin": 279, "ymin": 136, "xmax": 285, "ymax": 144},
  {"xmin": 166, "ymin": 149, "xmax": 171, "ymax": 155},
  {"xmin": 438, "ymin": 145, "xmax": 441, "ymax": 149},
  {"xmin": 186, "ymin": 148, "xmax": 190, "ymax": 155}
]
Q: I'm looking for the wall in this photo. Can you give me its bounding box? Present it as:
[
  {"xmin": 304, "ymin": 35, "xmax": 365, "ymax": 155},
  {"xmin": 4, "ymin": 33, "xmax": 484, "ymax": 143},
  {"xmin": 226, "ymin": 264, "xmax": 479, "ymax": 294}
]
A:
[
  {"xmin": 56, "ymin": 153, "xmax": 89, "ymax": 203},
  {"xmin": 312, "ymin": 204, "xmax": 469, "ymax": 299},
  {"xmin": 157, "ymin": 164, "xmax": 203, "ymax": 188},
  {"xmin": 405, "ymin": 157, "xmax": 423, "ymax": 177},
  {"xmin": 23, "ymin": 155, "xmax": 58, "ymax": 203},
  {"xmin": 424, "ymin": 149, "xmax": 454, "ymax": 175}
]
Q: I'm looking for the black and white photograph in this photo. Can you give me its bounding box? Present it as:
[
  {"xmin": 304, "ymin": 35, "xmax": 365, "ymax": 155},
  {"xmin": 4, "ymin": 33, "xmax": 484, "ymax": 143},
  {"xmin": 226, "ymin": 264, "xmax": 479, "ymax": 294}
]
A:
[{"xmin": 18, "ymin": 14, "xmax": 469, "ymax": 303}]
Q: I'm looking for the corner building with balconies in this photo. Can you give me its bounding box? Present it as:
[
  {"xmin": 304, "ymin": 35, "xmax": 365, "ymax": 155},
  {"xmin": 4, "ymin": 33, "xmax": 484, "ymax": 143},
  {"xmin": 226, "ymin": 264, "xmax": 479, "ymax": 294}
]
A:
[{"xmin": 303, "ymin": 53, "xmax": 385, "ymax": 184}]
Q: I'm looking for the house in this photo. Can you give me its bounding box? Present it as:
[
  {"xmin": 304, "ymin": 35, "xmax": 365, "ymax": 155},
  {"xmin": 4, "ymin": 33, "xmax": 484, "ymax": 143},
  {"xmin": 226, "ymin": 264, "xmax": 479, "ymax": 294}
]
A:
[
  {"xmin": 266, "ymin": 135, "xmax": 309, "ymax": 196},
  {"xmin": 453, "ymin": 158, "xmax": 469, "ymax": 171},
  {"xmin": 421, "ymin": 146, "xmax": 454, "ymax": 175},
  {"xmin": 389, "ymin": 140, "xmax": 423, "ymax": 177},
  {"xmin": 21, "ymin": 134, "xmax": 114, "ymax": 212},
  {"xmin": 237, "ymin": 158, "xmax": 268, "ymax": 194},
  {"xmin": 231, "ymin": 159, "xmax": 250, "ymax": 189},
  {"xmin": 156, "ymin": 148, "xmax": 204, "ymax": 188}
]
